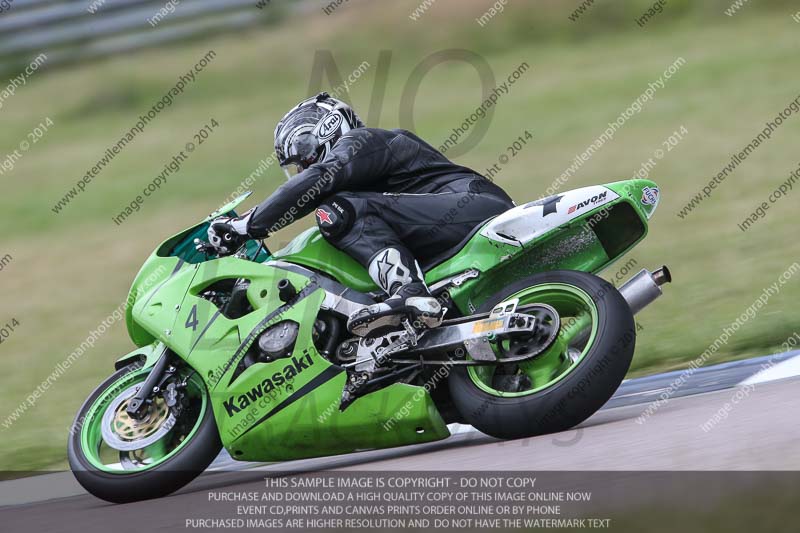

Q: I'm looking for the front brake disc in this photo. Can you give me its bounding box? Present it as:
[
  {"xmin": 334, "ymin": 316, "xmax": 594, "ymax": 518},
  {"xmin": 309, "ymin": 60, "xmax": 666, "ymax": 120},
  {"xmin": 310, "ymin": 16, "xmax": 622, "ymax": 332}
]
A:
[{"xmin": 100, "ymin": 384, "xmax": 177, "ymax": 452}]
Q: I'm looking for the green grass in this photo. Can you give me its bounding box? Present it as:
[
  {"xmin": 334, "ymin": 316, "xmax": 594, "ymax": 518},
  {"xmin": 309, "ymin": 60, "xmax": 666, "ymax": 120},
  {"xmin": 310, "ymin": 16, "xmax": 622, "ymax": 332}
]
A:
[{"xmin": 1, "ymin": 0, "xmax": 799, "ymax": 471}]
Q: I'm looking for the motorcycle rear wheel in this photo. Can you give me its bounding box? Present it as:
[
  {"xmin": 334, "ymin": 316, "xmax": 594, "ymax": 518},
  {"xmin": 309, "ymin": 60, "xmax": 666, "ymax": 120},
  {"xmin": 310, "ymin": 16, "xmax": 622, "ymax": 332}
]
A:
[{"xmin": 448, "ymin": 270, "xmax": 636, "ymax": 439}]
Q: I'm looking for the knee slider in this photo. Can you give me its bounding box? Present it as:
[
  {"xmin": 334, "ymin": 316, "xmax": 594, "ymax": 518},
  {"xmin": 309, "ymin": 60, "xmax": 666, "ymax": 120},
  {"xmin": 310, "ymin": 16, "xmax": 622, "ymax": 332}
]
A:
[{"xmin": 315, "ymin": 195, "xmax": 356, "ymax": 242}]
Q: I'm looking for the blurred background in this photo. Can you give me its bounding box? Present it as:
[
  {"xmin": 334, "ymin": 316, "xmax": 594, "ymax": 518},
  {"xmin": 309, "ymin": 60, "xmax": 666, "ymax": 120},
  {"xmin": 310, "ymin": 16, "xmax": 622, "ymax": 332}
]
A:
[{"xmin": 0, "ymin": 0, "xmax": 798, "ymax": 472}]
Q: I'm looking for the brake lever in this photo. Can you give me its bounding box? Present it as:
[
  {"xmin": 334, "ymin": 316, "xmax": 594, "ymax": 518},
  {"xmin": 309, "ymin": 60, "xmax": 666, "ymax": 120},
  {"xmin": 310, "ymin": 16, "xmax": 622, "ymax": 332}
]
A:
[
  {"xmin": 194, "ymin": 238, "xmax": 270, "ymax": 261},
  {"xmin": 193, "ymin": 238, "xmax": 217, "ymax": 256}
]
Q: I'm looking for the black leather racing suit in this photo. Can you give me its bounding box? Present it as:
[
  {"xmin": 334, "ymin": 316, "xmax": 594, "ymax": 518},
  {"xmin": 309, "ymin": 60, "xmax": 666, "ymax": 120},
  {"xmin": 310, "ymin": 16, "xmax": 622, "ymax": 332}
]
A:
[{"xmin": 246, "ymin": 127, "xmax": 514, "ymax": 270}]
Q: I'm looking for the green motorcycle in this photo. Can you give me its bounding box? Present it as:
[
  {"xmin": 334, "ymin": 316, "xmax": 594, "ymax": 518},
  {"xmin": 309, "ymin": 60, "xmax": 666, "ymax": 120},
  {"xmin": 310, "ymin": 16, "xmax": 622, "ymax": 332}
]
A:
[{"xmin": 68, "ymin": 179, "xmax": 671, "ymax": 503}]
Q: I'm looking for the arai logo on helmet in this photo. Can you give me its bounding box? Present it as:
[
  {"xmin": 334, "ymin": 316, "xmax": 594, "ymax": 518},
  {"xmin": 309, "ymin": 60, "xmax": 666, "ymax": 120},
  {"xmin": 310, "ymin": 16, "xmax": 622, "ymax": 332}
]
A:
[
  {"xmin": 641, "ymin": 186, "xmax": 660, "ymax": 206},
  {"xmin": 316, "ymin": 112, "xmax": 343, "ymax": 140}
]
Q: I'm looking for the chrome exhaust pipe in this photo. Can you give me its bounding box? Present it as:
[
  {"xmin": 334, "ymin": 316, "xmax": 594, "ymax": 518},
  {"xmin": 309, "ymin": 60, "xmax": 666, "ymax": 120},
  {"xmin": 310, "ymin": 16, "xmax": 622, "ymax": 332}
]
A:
[
  {"xmin": 618, "ymin": 266, "xmax": 672, "ymax": 315},
  {"xmin": 562, "ymin": 266, "xmax": 670, "ymax": 348}
]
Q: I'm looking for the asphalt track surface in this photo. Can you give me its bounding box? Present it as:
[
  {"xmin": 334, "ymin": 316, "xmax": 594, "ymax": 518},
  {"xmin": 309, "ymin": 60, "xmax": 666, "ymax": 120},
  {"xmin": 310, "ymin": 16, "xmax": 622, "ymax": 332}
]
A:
[{"xmin": 2, "ymin": 351, "xmax": 799, "ymax": 532}]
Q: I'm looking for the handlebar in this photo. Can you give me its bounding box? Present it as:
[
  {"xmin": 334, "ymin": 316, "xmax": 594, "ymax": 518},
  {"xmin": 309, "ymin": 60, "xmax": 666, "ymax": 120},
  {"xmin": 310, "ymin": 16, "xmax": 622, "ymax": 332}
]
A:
[
  {"xmin": 193, "ymin": 238, "xmax": 217, "ymax": 254},
  {"xmin": 193, "ymin": 238, "xmax": 270, "ymax": 261}
]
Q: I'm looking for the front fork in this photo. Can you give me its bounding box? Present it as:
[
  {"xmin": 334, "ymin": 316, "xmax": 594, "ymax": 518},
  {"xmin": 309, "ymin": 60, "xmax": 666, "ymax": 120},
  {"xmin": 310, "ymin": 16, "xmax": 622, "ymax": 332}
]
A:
[{"xmin": 125, "ymin": 347, "xmax": 180, "ymax": 419}]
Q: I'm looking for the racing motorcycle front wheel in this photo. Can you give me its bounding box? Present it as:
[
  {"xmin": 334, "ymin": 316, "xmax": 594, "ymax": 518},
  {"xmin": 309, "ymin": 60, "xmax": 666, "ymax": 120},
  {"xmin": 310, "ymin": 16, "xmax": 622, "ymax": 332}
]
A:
[
  {"xmin": 68, "ymin": 362, "xmax": 221, "ymax": 503},
  {"xmin": 448, "ymin": 270, "xmax": 636, "ymax": 439}
]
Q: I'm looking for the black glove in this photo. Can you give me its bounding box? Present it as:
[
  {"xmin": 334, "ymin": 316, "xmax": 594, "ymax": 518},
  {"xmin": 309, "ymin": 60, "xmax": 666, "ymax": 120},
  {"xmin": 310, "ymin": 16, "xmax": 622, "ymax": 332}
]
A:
[{"xmin": 206, "ymin": 210, "xmax": 253, "ymax": 256}]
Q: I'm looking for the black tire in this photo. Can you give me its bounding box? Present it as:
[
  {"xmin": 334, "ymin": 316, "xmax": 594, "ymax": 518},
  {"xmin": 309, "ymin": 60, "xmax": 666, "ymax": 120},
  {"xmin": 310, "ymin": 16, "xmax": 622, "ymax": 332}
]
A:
[
  {"xmin": 448, "ymin": 270, "xmax": 636, "ymax": 439},
  {"xmin": 68, "ymin": 363, "xmax": 222, "ymax": 504}
]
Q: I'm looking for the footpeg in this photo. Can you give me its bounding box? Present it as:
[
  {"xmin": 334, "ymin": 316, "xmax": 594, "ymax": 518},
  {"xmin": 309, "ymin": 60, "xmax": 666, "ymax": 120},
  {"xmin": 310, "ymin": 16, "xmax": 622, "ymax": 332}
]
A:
[{"xmin": 339, "ymin": 320, "xmax": 422, "ymax": 410}]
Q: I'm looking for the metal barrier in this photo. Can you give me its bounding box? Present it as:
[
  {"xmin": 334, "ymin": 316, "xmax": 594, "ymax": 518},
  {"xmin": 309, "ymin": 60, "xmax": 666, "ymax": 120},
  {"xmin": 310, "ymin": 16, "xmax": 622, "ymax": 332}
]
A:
[{"xmin": 0, "ymin": 0, "xmax": 307, "ymax": 72}]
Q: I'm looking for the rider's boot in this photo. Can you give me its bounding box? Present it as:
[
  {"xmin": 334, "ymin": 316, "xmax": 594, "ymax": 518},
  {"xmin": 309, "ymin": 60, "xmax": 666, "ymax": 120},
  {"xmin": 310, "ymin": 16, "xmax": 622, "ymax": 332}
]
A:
[{"xmin": 347, "ymin": 247, "xmax": 444, "ymax": 337}]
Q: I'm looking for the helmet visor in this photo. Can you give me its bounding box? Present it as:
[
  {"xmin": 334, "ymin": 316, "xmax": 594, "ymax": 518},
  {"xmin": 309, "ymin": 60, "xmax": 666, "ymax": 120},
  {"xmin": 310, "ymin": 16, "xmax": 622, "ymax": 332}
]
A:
[{"xmin": 281, "ymin": 163, "xmax": 304, "ymax": 181}]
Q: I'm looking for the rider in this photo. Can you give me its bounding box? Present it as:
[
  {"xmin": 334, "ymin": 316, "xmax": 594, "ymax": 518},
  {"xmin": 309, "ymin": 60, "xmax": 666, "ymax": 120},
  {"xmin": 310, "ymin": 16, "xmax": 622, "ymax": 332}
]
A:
[{"xmin": 207, "ymin": 92, "xmax": 515, "ymax": 336}]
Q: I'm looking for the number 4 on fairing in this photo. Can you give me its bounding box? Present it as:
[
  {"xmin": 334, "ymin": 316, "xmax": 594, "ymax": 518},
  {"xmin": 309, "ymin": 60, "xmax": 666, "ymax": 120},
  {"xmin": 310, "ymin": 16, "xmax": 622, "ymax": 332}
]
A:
[
  {"xmin": 68, "ymin": 180, "xmax": 672, "ymax": 503},
  {"xmin": 185, "ymin": 305, "xmax": 198, "ymax": 331}
]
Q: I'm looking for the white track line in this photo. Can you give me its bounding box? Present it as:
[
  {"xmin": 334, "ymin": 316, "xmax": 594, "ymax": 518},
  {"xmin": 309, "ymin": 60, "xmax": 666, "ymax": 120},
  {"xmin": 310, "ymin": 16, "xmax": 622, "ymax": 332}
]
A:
[{"xmin": 740, "ymin": 354, "xmax": 800, "ymax": 386}]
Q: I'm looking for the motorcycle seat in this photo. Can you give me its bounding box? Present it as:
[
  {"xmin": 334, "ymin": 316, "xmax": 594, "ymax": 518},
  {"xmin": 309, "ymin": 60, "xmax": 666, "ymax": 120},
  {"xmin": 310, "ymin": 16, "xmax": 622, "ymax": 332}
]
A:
[{"xmin": 420, "ymin": 216, "xmax": 496, "ymax": 272}]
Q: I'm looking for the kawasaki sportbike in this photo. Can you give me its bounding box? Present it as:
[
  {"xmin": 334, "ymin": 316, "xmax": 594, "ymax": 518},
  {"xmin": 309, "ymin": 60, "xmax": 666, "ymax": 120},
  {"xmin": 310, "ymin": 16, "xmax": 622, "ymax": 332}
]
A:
[{"xmin": 69, "ymin": 179, "xmax": 671, "ymax": 503}]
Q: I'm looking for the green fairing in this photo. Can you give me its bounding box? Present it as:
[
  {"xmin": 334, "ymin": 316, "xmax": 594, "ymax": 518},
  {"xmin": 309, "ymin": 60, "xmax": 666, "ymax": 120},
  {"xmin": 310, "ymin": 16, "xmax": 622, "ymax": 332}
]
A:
[
  {"xmin": 442, "ymin": 179, "xmax": 657, "ymax": 313},
  {"xmin": 272, "ymin": 228, "xmax": 377, "ymax": 292},
  {"xmin": 125, "ymin": 193, "xmax": 268, "ymax": 346},
  {"xmin": 115, "ymin": 179, "xmax": 656, "ymax": 462},
  {"xmin": 113, "ymin": 341, "xmax": 166, "ymax": 371},
  {"xmin": 126, "ymin": 250, "xmax": 449, "ymax": 459}
]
